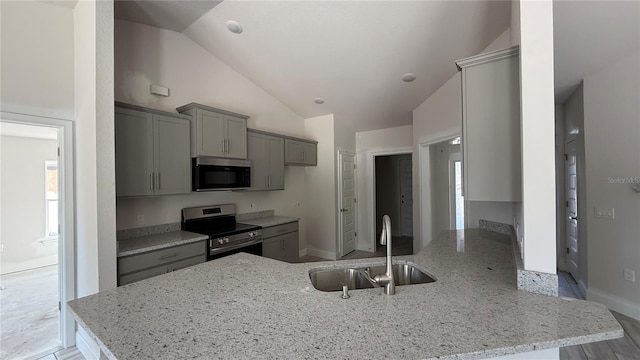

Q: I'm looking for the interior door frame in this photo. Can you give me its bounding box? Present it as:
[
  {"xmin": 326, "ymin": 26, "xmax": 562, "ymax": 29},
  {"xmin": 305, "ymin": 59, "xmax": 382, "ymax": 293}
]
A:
[
  {"xmin": 337, "ymin": 150, "xmax": 357, "ymax": 258},
  {"xmin": 0, "ymin": 111, "xmax": 76, "ymax": 347},
  {"xmin": 398, "ymin": 155, "xmax": 413, "ymax": 237},
  {"xmin": 369, "ymin": 148, "xmax": 412, "ymax": 253},
  {"xmin": 448, "ymin": 151, "xmax": 463, "ymax": 230},
  {"xmin": 564, "ymin": 137, "xmax": 580, "ymax": 288}
]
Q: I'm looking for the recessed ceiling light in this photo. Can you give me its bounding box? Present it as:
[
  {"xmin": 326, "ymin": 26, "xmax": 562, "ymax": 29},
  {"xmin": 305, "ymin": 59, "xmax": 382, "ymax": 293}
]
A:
[
  {"xmin": 401, "ymin": 73, "xmax": 417, "ymax": 82},
  {"xmin": 226, "ymin": 20, "xmax": 243, "ymax": 34},
  {"xmin": 314, "ymin": 98, "xmax": 325, "ymax": 104}
]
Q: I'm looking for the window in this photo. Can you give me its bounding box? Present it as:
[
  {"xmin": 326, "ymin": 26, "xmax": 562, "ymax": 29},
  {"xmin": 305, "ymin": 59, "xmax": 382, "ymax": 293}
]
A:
[{"xmin": 45, "ymin": 161, "xmax": 58, "ymax": 238}]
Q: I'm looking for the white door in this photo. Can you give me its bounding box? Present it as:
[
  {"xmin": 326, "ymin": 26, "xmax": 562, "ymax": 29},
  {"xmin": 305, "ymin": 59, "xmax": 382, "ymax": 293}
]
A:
[
  {"xmin": 399, "ymin": 157, "xmax": 413, "ymax": 237},
  {"xmin": 565, "ymin": 140, "xmax": 579, "ymax": 280},
  {"xmin": 339, "ymin": 152, "xmax": 356, "ymax": 256}
]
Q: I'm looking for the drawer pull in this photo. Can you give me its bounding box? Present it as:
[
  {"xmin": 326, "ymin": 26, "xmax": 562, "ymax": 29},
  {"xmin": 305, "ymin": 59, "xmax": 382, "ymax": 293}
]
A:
[{"xmin": 159, "ymin": 252, "xmax": 179, "ymax": 260}]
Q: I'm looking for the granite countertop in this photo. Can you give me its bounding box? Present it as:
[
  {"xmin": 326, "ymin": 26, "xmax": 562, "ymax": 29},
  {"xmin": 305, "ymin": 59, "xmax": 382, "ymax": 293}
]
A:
[
  {"xmin": 117, "ymin": 231, "xmax": 208, "ymax": 257},
  {"xmin": 238, "ymin": 215, "xmax": 298, "ymax": 228},
  {"xmin": 69, "ymin": 230, "xmax": 622, "ymax": 360}
]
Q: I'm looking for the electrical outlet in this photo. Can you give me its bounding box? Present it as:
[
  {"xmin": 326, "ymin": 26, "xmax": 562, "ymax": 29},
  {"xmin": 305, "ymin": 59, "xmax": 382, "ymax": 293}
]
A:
[
  {"xmin": 624, "ymin": 268, "xmax": 636, "ymax": 282},
  {"xmin": 250, "ymin": 203, "xmax": 256, "ymax": 209},
  {"xmin": 136, "ymin": 214, "xmax": 145, "ymax": 226}
]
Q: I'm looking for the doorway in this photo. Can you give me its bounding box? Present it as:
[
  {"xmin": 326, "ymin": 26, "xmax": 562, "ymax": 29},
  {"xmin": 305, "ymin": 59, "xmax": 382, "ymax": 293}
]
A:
[
  {"xmin": 565, "ymin": 138, "xmax": 580, "ymax": 284},
  {"xmin": 374, "ymin": 154, "xmax": 413, "ymax": 255},
  {"xmin": 338, "ymin": 151, "xmax": 357, "ymax": 257},
  {"xmin": 0, "ymin": 114, "xmax": 75, "ymax": 358},
  {"xmin": 449, "ymin": 150, "xmax": 464, "ymax": 230}
]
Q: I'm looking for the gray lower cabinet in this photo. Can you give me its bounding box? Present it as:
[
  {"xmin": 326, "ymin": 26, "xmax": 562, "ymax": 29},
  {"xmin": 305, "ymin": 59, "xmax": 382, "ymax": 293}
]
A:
[
  {"xmin": 284, "ymin": 138, "xmax": 317, "ymax": 166},
  {"xmin": 247, "ymin": 130, "xmax": 284, "ymax": 190},
  {"xmin": 118, "ymin": 241, "xmax": 206, "ymax": 286},
  {"xmin": 261, "ymin": 221, "xmax": 299, "ymax": 263}
]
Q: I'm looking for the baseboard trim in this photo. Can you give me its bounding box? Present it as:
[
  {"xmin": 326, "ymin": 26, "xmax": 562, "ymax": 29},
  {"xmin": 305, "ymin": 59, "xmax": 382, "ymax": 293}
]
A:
[
  {"xmin": 578, "ymin": 280, "xmax": 587, "ymax": 300},
  {"xmin": 306, "ymin": 248, "xmax": 337, "ymax": 260},
  {"xmin": 76, "ymin": 327, "xmax": 100, "ymax": 360},
  {"xmin": 299, "ymin": 248, "xmax": 307, "ymax": 257},
  {"xmin": 587, "ymin": 287, "xmax": 640, "ymax": 321}
]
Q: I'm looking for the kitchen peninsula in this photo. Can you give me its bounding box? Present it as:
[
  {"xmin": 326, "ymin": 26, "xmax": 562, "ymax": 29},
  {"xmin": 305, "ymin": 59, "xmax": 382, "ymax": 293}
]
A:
[{"xmin": 68, "ymin": 230, "xmax": 622, "ymax": 360}]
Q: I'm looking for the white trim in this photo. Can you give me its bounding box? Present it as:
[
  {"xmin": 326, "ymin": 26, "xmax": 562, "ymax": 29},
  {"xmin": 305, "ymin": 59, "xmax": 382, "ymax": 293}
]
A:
[
  {"xmin": 587, "ymin": 287, "xmax": 640, "ymax": 321},
  {"xmin": 76, "ymin": 327, "xmax": 101, "ymax": 360},
  {"xmin": 298, "ymin": 248, "xmax": 308, "ymax": 258},
  {"xmin": 455, "ymin": 45, "xmax": 520, "ymax": 70},
  {"xmin": 368, "ymin": 147, "xmax": 413, "ymax": 253},
  {"xmin": 337, "ymin": 150, "xmax": 357, "ymax": 258},
  {"xmin": 578, "ymin": 280, "xmax": 587, "ymax": 300},
  {"xmin": 416, "ymin": 129, "xmax": 461, "ymax": 252},
  {"xmin": 306, "ymin": 248, "xmax": 337, "ymax": 261},
  {"xmin": 448, "ymin": 152, "xmax": 463, "ymax": 230},
  {"xmin": 1, "ymin": 112, "xmax": 76, "ymax": 347}
]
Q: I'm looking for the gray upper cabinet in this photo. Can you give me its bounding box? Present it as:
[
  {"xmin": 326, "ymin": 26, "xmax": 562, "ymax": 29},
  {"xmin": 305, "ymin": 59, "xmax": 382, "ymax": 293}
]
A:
[
  {"xmin": 115, "ymin": 103, "xmax": 191, "ymax": 197},
  {"xmin": 176, "ymin": 103, "xmax": 248, "ymax": 159},
  {"xmin": 456, "ymin": 46, "xmax": 522, "ymax": 202},
  {"xmin": 285, "ymin": 138, "xmax": 317, "ymax": 166},
  {"xmin": 247, "ymin": 130, "xmax": 284, "ymax": 190}
]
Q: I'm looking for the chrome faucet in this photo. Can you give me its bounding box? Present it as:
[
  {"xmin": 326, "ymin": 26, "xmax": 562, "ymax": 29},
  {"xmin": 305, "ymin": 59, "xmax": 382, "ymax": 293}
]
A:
[{"xmin": 372, "ymin": 215, "xmax": 396, "ymax": 295}]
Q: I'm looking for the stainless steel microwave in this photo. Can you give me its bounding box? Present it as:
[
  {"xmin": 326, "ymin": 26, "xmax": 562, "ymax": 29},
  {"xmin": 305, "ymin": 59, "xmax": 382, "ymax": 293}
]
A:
[{"xmin": 192, "ymin": 157, "xmax": 251, "ymax": 191}]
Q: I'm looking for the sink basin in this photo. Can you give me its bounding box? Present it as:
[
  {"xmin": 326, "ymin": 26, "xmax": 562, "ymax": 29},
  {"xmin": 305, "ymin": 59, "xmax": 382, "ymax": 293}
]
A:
[{"xmin": 309, "ymin": 263, "xmax": 436, "ymax": 292}]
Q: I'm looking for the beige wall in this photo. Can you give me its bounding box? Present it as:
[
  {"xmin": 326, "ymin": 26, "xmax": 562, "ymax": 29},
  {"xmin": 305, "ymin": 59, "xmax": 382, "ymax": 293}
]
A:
[
  {"xmin": 0, "ymin": 135, "xmax": 58, "ymax": 274},
  {"xmin": 0, "ymin": 1, "xmax": 75, "ymax": 120},
  {"xmin": 355, "ymin": 125, "xmax": 413, "ymax": 251},
  {"xmin": 583, "ymin": 51, "xmax": 640, "ymax": 319}
]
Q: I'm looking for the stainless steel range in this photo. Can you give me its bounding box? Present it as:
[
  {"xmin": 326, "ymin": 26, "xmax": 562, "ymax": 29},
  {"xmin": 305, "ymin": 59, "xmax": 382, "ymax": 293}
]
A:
[{"xmin": 181, "ymin": 204, "xmax": 262, "ymax": 261}]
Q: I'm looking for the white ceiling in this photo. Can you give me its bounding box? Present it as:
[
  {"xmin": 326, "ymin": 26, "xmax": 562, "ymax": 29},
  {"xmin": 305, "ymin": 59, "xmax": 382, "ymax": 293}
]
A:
[
  {"xmin": 114, "ymin": 1, "xmax": 639, "ymax": 130},
  {"xmin": 553, "ymin": 0, "xmax": 640, "ymax": 102},
  {"xmin": 115, "ymin": 0, "xmax": 511, "ymax": 132},
  {"xmin": 115, "ymin": 0, "xmax": 222, "ymax": 33}
]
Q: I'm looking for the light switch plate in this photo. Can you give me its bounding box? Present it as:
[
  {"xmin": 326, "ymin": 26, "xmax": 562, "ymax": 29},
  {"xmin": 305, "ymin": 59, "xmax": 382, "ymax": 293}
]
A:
[
  {"xmin": 594, "ymin": 207, "xmax": 614, "ymax": 219},
  {"xmin": 624, "ymin": 268, "xmax": 636, "ymax": 282}
]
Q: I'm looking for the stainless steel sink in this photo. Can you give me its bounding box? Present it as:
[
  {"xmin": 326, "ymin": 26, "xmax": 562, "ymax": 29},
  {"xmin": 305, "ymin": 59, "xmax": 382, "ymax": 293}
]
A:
[{"xmin": 309, "ymin": 263, "xmax": 436, "ymax": 292}]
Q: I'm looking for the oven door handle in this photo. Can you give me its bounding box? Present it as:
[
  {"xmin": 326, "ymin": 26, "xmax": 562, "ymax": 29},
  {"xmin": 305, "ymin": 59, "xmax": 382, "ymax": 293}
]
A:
[{"xmin": 209, "ymin": 238, "xmax": 263, "ymax": 255}]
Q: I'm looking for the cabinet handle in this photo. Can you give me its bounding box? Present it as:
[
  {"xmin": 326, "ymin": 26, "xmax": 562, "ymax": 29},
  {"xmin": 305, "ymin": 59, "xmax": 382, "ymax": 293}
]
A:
[
  {"xmin": 158, "ymin": 173, "xmax": 161, "ymax": 190},
  {"xmin": 265, "ymin": 176, "xmax": 268, "ymax": 188},
  {"xmin": 302, "ymin": 151, "xmax": 305, "ymax": 161},
  {"xmin": 159, "ymin": 252, "xmax": 179, "ymax": 260},
  {"xmin": 268, "ymin": 175, "xmax": 271, "ymax": 188},
  {"xmin": 225, "ymin": 139, "xmax": 229, "ymax": 153},
  {"xmin": 221, "ymin": 139, "xmax": 225, "ymax": 153},
  {"xmin": 149, "ymin": 173, "xmax": 153, "ymax": 191}
]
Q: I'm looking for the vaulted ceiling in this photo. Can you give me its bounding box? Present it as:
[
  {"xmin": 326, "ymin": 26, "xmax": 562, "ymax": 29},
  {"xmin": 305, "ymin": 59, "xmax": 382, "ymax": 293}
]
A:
[
  {"xmin": 115, "ymin": 0, "xmax": 511, "ymax": 132},
  {"xmin": 114, "ymin": 0, "xmax": 639, "ymax": 130}
]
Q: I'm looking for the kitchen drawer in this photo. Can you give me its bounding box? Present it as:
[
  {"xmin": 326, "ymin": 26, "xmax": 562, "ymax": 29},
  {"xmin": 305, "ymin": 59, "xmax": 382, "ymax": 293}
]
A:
[
  {"xmin": 118, "ymin": 241, "xmax": 206, "ymax": 275},
  {"xmin": 119, "ymin": 265, "xmax": 167, "ymax": 286},
  {"xmin": 262, "ymin": 221, "xmax": 298, "ymax": 239},
  {"xmin": 166, "ymin": 255, "xmax": 206, "ymax": 272}
]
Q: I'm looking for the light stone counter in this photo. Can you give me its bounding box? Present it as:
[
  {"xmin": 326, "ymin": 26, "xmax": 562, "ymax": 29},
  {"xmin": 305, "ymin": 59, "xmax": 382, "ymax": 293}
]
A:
[
  {"xmin": 69, "ymin": 230, "xmax": 622, "ymax": 360},
  {"xmin": 238, "ymin": 215, "xmax": 298, "ymax": 228},
  {"xmin": 117, "ymin": 231, "xmax": 208, "ymax": 257}
]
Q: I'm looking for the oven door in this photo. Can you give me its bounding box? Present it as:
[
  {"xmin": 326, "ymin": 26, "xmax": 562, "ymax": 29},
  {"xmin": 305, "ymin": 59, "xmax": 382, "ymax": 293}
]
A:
[
  {"xmin": 193, "ymin": 157, "xmax": 251, "ymax": 191},
  {"xmin": 208, "ymin": 238, "xmax": 263, "ymax": 261}
]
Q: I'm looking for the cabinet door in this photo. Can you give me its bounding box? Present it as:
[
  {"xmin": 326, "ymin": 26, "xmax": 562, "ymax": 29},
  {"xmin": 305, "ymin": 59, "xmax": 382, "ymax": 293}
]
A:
[
  {"xmin": 247, "ymin": 132, "xmax": 268, "ymax": 190},
  {"xmin": 301, "ymin": 142, "xmax": 317, "ymax": 166},
  {"xmin": 284, "ymin": 139, "xmax": 303, "ymax": 164},
  {"xmin": 154, "ymin": 114, "xmax": 191, "ymax": 195},
  {"xmin": 119, "ymin": 265, "xmax": 167, "ymax": 286},
  {"xmin": 262, "ymin": 237, "xmax": 284, "ymax": 261},
  {"xmin": 225, "ymin": 115, "xmax": 247, "ymax": 159},
  {"xmin": 282, "ymin": 231, "xmax": 299, "ymax": 263},
  {"xmin": 267, "ymin": 136, "xmax": 285, "ymax": 189},
  {"xmin": 115, "ymin": 107, "xmax": 154, "ymax": 196},
  {"xmin": 197, "ymin": 109, "xmax": 225, "ymax": 157},
  {"xmin": 463, "ymin": 55, "xmax": 521, "ymax": 201}
]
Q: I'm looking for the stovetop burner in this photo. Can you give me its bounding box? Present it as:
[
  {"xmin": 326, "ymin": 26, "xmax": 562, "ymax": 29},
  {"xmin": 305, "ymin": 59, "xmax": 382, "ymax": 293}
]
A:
[{"xmin": 181, "ymin": 204, "xmax": 260, "ymax": 238}]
